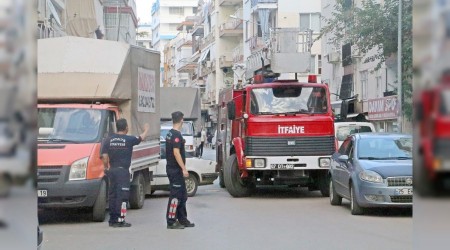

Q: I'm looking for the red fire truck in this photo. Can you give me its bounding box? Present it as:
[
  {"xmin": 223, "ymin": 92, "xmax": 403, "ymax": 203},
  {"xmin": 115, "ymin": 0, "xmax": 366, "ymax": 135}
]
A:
[
  {"xmin": 215, "ymin": 75, "xmax": 336, "ymax": 197},
  {"xmin": 414, "ymin": 73, "xmax": 450, "ymax": 196}
]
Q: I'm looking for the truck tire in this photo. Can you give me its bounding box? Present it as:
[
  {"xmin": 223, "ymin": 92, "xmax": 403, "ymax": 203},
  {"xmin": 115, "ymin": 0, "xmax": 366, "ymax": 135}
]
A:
[
  {"xmin": 224, "ymin": 154, "xmax": 253, "ymax": 197},
  {"xmin": 185, "ymin": 173, "xmax": 199, "ymax": 197},
  {"xmin": 329, "ymin": 179, "xmax": 342, "ymax": 206},
  {"xmin": 219, "ymin": 170, "xmax": 225, "ymax": 188},
  {"xmin": 92, "ymin": 180, "xmax": 107, "ymax": 222},
  {"xmin": 319, "ymin": 173, "xmax": 330, "ymax": 197},
  {"xmin": 350, "ymin": 184, "xmax": 364, "ymax": 215},
  {"xmin": 129, "ymin": 172, "xmax": 145, "ymax": 209}
]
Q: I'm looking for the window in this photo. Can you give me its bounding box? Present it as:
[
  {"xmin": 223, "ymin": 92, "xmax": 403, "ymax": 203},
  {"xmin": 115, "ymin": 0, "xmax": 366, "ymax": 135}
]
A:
[
  {"xmin": 169, "ymin": 7, "xmax": 184, "ymax": 15},
  {"xmin": 310, "ymin": 55, "xmax": 316, "ymax": 74},
  {"xmin": 376, "ymin": 75, "xmax": 382, "ymax": 97},
  {"xmin": 299, "ymin": 13, "xmax": 321, "ymax": 32},
  {"xmin": 318, "ymin": 55, "xmax": 322, "ymax": 75},
  {"xmin": 361, "ymin": 70, "xmax": 368, "ymax": 100},
  {"xmin": 192, "ymin": 7, "xmax": 198, "ymax": 14}
]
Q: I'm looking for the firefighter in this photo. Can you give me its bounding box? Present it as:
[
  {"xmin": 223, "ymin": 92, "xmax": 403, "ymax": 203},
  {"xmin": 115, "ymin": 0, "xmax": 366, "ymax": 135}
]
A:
[
  {"xmin": 166, "ymin": 111, "xmax": 195, "ymax": 229},
  {"xmin": 101, "ymin": 118, "xmax": 149, "ymax": 228}
]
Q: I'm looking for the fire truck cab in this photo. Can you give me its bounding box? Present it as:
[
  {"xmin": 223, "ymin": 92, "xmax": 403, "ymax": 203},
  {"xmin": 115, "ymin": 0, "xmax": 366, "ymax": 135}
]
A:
[{"xmin": 216, "ymin": 76, "xmax": 335, "ymax": 197}]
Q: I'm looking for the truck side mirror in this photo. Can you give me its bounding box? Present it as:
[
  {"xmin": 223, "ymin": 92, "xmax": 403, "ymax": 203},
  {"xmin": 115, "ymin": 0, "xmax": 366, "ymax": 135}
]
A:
[{"xmin": 227, "ymin": 101, "xmax": 236, "ymax": 120}]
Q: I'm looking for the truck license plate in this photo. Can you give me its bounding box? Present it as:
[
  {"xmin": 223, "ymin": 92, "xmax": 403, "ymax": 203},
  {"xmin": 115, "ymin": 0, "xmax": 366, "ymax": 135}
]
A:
[
  {"xmin": 37, "ymin": 190, "xmax": 48, "ymax": 197},
  {"xmin": 395, "ymin": 188, "xmax": 412, "ymax": 195},
  {"xmin": 270, "ymin": 164, "xmax": 294, "ymax": 169}
]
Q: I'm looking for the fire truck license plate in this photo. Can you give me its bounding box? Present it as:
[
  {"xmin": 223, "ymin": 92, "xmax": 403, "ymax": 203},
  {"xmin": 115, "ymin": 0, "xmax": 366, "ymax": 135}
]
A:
[
  {"xmin": 37, "ymin": 190, "xmax": 48, "ymax": 197},
  {"xmin": 270, "ymin": 164, "xmax": 294, "ymax": 169},
  {"xmin": 395, "ymin": 188, "xmax": 412, "ymax": 195}
]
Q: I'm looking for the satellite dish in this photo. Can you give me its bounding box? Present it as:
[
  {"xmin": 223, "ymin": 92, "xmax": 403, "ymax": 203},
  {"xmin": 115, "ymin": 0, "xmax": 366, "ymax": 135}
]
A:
[{"xmin": 46, "ymin": 0, "xmax": 61, "ymax": 26}]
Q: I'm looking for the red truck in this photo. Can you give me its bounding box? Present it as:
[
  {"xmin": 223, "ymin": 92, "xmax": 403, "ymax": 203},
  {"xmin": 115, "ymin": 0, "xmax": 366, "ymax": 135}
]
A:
[
  {"xmin": 414, "ymin": 73, "xmax": 450, "ymax": 196},
  {"xmin": 216, "ymin": 75, "xmax": 335, "ymax": 197}
]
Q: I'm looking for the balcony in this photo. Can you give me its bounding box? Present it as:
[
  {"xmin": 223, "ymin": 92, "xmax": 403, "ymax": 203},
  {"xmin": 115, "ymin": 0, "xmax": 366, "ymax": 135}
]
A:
[
  {"xmin": 219, "ymin": 52, "xmax": 233, "ymax": 69},
  {"xmin": 220, "ymin": 0, "xmax": 242, "ymax": 6},
  {"xmin": 192, "ymin": 23, "xmax": 204, "ymax": 37},
  {"xmin": 177, "ymin": 59, "xmax": 198, "ymax": 73},
  {"xmin": 249, "ymin": 36, "xmax": 266, "ymax": 53},
  {"xmin": 199, "ymin": 61, "xmax": 214, "ymax": 77},
  {"xmin": 251, "ymin": 0, "xmax": 277, "ymax": 12},
  {"xmin": 233, "ymin": 45, "xmax": 244, "ymax": 63},
  {"xmin": 219, "ymin": 9, "xmax": 243, "ymax": 37},
  {"xmin": 209, "ymin": 0, "xmax": 216, "ymax": 14},
  {"xmin": 176, "ymin": 34, "xmax": 193, "ymax": 50},
  {"xmin": 200, "ymin": 28, "xmax": 215, "ymax": 50}
]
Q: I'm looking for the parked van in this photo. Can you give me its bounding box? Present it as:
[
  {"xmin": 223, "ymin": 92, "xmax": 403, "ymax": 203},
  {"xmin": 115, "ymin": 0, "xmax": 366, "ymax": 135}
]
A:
[
  {"xmin": 160, "ymin": 121, "xmax": 199, "ymax": 157},
  {"xmin": 334, "ymin": 122, "xmax": 376, "ymax": 148}
]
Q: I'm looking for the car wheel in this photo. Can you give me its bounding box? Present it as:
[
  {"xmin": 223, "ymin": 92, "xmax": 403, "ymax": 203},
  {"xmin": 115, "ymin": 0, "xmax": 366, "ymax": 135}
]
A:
[
  {"xmin": 185, "ymin": 173, "xmax": 199, "ymax": 197},
  {"xmin": 329, "ymin": 179, "xmax": 342, "ymax": 206},
  {"xmin": 350, "ymin": 184, "xmax": 364, "ymax": 215},
  {"xmin": 129, "ymin": 173, "xmax": 145, "ymax": 209},
  {"xmin": 92, "ymin": 180, "xmax": 107, "ymax": 222}
]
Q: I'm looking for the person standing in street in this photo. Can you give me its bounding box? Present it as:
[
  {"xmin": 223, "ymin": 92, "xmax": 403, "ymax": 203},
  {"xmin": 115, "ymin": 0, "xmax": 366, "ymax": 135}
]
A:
[
  {"xmin": 166, "ymin": 111, "xmax": 195, "ymax": 229},
  {"xmin": 101, "ymin": 119, "xmax": 149, "ymax": 228},
  {"xmin": 199, "ymin": 127, "xmax": 207, "ymax": 157}
]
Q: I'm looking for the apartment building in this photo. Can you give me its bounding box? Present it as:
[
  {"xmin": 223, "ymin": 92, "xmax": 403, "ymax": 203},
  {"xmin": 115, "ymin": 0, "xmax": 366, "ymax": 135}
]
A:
[
  {"xmin": 137, "ymin": 23, "xmax": 153, "ymax": 49},
  {"xmin": 321, "ymin": 0, "xmax": 411, "ymax": 133}
]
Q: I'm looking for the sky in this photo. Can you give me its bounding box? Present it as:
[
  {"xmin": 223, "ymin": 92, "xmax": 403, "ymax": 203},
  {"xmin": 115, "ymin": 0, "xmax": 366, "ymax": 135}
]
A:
[{"xmin": 136, "ymin": 0, "xmax": 155, "ymax": 24}]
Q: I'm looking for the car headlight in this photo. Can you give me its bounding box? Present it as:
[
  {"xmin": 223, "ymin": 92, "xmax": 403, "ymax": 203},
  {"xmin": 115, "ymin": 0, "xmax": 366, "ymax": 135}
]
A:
[
  {"xmin": 254, "ymin": 159, "xmax": 265, "ymax": 168},
  {"xmin": 69, "ymin": 157, "xmax": 89, "ymax": 181},
  {"xmin": 359, "ymin": 170, "xmax": 383, "ymax": 183},
  {"xmin": 319, "ymin": 158, "xmax": 331, "ymax": 168}
]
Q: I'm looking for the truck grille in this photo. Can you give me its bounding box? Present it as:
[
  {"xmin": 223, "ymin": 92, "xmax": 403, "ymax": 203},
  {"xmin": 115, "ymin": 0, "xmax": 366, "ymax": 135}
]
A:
[
  {"xmin": 387, "ymin": 176, "xmax": 413, "ymax": 187},
  {"xmin": 245, "ymin": 136, "xmax": 335, "ymax": 156},
  {"xmin": 38, "ymin": 166, "xmax": 63, "ymax": 183},
  {"xmin": 390, "ymin": 195, "xmax": 413, "ymax": 203}
]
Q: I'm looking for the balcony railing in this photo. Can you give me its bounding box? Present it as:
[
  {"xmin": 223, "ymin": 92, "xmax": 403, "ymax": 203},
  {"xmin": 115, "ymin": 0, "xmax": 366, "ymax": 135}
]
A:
[
  {"xmin": 200, "ymin": 28, "xmax": 215, "ymax": 50},
  {"xmin": 249, "ymin": 36, "xmax": 266, "ymax": 53},
  {"xmin": 233, "ymin": 45, "xmax": 244, "ymax": 63},
  {"xmin": 251, "ymin": 0, "xmax": 277, "ymax": 8},
  {"xmin": 219, "ymin": 9, "xmax": 243, "ymax": 37},
  {"xmin": 219, "ymin": 52, "xmax": 233, "ymax": 68},
  {"xmin": 220, "ymin": 0, "xmax": 243, "ymax": 6},
  {"xmin": 37, "ymin": 23, "xmax": 66, "ymax": 39}
]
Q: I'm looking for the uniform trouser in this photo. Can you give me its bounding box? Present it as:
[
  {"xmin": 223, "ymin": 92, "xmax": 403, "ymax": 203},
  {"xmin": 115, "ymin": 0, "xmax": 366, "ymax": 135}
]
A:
[
  {"xmin": 199, "ymin": 142, "xmax": 204, "ymax": 156},
  {"xmin": 166, "ymin": 169, "xmax": 188, "ymax": 225},
  {"xmin": 108, "ymin": 167, "xmax": 130, "ymax": 224}
]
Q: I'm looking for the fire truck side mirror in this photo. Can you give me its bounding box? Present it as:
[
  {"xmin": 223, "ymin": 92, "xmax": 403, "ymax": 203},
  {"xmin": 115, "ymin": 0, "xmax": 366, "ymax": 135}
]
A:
[{"xmin": 227, "ymin": 101, "xmax": 236, "ymax": 120}]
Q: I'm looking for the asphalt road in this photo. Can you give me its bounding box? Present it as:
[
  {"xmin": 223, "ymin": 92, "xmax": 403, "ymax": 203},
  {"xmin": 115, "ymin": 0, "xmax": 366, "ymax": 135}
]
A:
[{"xmin": 39, "ymin": 148, "xmax": 412, "ymax": 250}]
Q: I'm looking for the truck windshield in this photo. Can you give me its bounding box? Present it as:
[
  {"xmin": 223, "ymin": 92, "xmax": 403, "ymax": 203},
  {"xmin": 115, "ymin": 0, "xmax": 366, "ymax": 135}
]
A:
[
  {"xmin": 442, "ymin": 90, "xmax": 450, "ymax": 115},
  {"xmin": 181, "ymin": 122, "xmax": 193, "ymax": 136},
  {"xmin": 250, "ymin": 86, "xmax": 329, "ymax": 115},
  {"xmin": 38, "ymin": 108, "xmax": 103, "ymax": 143}
]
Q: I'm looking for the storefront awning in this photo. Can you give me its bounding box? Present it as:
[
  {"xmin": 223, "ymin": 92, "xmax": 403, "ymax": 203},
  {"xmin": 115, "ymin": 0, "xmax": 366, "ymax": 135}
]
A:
[{"xmin": 199, "ymin": 48, "xmax": 210, "ymax": 63}]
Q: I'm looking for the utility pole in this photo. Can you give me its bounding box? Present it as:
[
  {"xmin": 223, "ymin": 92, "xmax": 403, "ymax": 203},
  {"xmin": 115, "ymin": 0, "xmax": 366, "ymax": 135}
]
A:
[
  {"xmin": 116, "ymin": 0, "xmax": 122, "ymax": 41},
  {"xmin": 397, "ymin": 0, "xmax": 402, "ymax": 133}
]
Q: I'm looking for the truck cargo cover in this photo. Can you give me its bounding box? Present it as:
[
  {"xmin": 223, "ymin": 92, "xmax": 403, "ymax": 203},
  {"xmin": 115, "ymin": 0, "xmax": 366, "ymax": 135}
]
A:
[{"xmin": 160, "ymin": 87, "xmax": 201, "ymax": 120}]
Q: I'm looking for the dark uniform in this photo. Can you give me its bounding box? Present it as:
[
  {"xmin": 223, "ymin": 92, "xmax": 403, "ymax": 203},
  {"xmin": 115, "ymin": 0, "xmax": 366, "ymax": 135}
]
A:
[
  {"xmin": 101, "ymin": 134, "xmax": 141, "ymax": 224},
  {"xmin": 165, "ymin": 129, "xmax": 189, "ymax": 225}
]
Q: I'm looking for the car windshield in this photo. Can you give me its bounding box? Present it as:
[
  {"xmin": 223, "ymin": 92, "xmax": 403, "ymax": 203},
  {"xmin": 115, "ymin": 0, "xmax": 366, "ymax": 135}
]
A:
[
  {"xmin": 38, "ymin": 108, "xmax": 103, "ymax": 143},
  {"xmin": 358, "ymin": 137, "xmax": 412, "ymax": 160},
  {"xmin": 441, "ymin": 90, "xmax": 450, "ymax": 115},
  {"xmin": 250, "ymin": 86, "xmax": 329, "ymax": 115},
  {"xmin": 336, "ymin": 125, "xmax": 373, "ymax": 141}
]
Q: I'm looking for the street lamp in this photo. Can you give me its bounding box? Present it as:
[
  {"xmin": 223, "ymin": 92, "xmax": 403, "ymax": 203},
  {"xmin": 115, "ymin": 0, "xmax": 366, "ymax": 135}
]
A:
[{"xmin": 397, "ymin": 0, "xmax": 402, "ymax": 133}]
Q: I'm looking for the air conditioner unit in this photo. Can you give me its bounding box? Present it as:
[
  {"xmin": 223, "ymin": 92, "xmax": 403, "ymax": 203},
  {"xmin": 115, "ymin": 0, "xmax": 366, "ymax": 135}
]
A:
[{"xmin": 328, "ymin": 52, "xmax": 340, "ymax": 63}]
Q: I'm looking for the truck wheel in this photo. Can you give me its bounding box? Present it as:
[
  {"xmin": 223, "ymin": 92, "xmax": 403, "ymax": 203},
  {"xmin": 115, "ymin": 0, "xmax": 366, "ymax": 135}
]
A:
[
  {"xmin": 350, "ymin": 184, "xmax": 364, "ymax": 215},
  {"xmin": 92, "ymin": 180, "xmax": 107, "ymax": 222},
  {"xmin": 185, "ymin": 173, "xmax": 199, "ymax": 197},
  {"xmin": 329, "ymin": 179, "xmax": 342, "ymax": 206},
  {"xmin": 219, "ymin": 170, "xmax": 225, "ymax": 188},
  {"xmin": 224, "ymin": 154, "xmax": 253, "ymax": 197},
  {"xmin": 319, "ymin": 174, "xmax": 330, "ymax": 197},
  {"xmin": 129, "ymin": 173, "xmax": 145, "ymax": 209}
]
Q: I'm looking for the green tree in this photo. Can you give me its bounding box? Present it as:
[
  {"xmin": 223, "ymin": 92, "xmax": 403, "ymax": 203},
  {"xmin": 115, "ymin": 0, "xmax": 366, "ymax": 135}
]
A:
[{"xmin": 319, "ymin": 0, "xmax": 412, "ymax": 120}]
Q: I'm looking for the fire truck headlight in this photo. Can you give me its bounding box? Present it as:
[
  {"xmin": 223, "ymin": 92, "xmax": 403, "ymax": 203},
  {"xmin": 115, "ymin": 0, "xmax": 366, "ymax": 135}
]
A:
[
  {"xmin": 319, "ymin": 158, "xmax": 331, "ymax": 168},
  {"xmin": 69, "ymin": 157, "xmax": 89, "ymax": 181},
  {"xmin": 254, "ymin": 159, "xmax": 265, "ymax": 168},
  {"xmin": 245, "ymin": 159, "xmax": 253, "ymax": 168}
]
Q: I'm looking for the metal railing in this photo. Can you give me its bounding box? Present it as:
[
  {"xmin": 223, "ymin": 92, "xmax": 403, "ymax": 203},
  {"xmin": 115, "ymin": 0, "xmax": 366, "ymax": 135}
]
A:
[
  {"xmin": 233, "ymin": 45, "xmax": 244, "ymax": 63},
  {"xmin": 219, "ymin": 52, "xmax": 233, "ymax": 68},
  {"xmin": 249, "ymin": 35, "xmax": 265, "ymax": 52},
  {"xmin": 270, "ymin": 28, "xmax": 313, "ymax": 54},
  {"xmin": 251, "ymin": 0, "xmax": 277, "ymax": 8}
]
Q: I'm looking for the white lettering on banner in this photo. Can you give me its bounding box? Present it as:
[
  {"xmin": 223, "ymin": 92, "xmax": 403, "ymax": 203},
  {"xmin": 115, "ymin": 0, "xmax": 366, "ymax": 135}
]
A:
[
  {"xmin": 137, "ymin": 68, "xmax": 156, "ymax": 113},
  {"xmin": 278, "ymin": 125, "xmax": 305, "ymax": 134},
  {"xmin": 368, "ymin": 96, "xmax": 398, "ymax": 120}
]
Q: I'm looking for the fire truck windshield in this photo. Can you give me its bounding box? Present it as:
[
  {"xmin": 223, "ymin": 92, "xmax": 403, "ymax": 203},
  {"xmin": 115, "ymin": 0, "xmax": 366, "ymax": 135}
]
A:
[
  {"xmin": 250, "ymin": 86, "xmax": 328, "ymax": 115},
  {"xmin": 441, "ymin": 90, "xmax": 450, "ymax": 115}
]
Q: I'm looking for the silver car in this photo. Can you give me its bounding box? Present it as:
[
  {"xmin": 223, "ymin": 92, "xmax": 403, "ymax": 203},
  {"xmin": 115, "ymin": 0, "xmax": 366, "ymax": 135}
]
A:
[{"xmin": 329, "ymin": 133, "xmax": 412, "ymax": 215}]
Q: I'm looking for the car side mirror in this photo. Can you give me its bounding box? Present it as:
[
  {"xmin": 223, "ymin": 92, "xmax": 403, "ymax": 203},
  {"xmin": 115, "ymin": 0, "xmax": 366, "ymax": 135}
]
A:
[
  {"xmin": 227, "ymin": 101, "xmax": 236, "ymax": 120},
  {"xmin": 338, "ymin": 155, "xmax": 349, "ymax": 163}
]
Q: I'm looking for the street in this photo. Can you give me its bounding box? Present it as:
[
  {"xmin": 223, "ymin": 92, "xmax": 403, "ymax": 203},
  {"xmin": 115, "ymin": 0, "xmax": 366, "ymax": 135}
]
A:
[{"xmin": 39, "ymin": 148, "xmax": 412, "ymax": 250}]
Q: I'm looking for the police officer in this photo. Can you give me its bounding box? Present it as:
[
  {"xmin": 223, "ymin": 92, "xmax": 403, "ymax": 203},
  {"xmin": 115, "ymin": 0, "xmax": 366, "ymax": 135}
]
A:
[
  {"xmin": 101, "ymin": 118, "xmax": 149, "ymax": 228},
  {"xmin": 166, "ymin": 111, "xmax": 195, "ymax": 229}
]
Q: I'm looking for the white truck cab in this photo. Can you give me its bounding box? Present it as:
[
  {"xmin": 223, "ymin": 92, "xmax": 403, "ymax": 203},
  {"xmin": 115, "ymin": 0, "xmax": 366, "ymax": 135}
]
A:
[
  {"xmin": 334, "ymin": 122, "xmax": 376, "ymax": 148},
  {"xmin": 161, "ymin": 121, "xmax": 200, "ymax": 157}
]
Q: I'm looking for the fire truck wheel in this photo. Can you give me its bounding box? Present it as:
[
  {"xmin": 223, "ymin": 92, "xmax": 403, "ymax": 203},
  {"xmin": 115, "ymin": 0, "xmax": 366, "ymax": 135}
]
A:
[
  {"xmin": 130, "ymin": 173, "xmax": 145, "ymax": 209},
  {"xmin": 219, "ymin": 170, "xmax": 225, "ymax": 188},
  {"xmin": 92, "ymin": 180, "xmax": 107, "ymax": 222},
  {"xmin": 224, "ymin": 154, "xmax": 253, "ymax": 197},
  {"xmin": 319, "ymin": 174, "xmax": 330, "ymax": 197}
]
